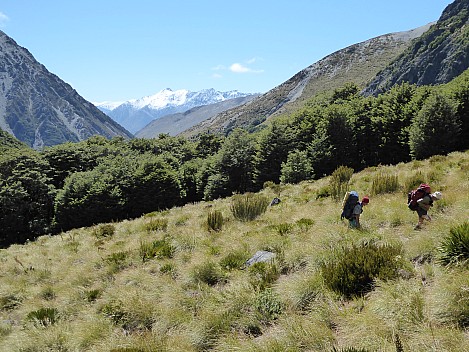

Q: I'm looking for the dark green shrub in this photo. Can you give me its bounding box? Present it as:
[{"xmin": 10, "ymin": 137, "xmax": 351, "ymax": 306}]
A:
[
  {"xmin": 207, "ymin": 210, "xmax": 223, "ymax": 232},
  {"xmin": 84, "ymin": 289, "xmax": 102, "ymax": 302},
  {"xmin": 321, "ymin": 240, "xmax": 403, "ymax": 299},
  {"xmin": 191, "ymin": 261, "xmax": 224, "ymax": 286},
  {"xmin": 330, "ymin": 166, "xmax": 354, "ymax": 201},
  {"xmin": 273, "ymin": 223, "xmax": 294, "ymax": 236},
  {"xmin": 144, "ymin": 218, "xmax": 168, "ymax": 232},
  {"xmin": 27, "ymin": 307, "xmax": 59, "ymax": 327},
  {"xmin": 296, "ymin": 218, "xmax": 315, "ymax": 231},
  {"xmin": 105, "ymin": 251, "xmax": 129, "ymax": 271},
  {"xmin": 230, "ymin": 193, "xmax": 269, "ymax": 222},
  {"xmin": 159, "ymin": 263, "xmax": 176, "ymax": 276},
  {"xmin": 219, "ymin": 251, "xmax": 248, "ymax": 271},
  {"xmin": 438, "ymin": 222, "xmax": 469, "ymax": 265},
  {"xmin": 92, "ymin": 223, "xmax": 115, "ymax": 238},
  {"xmin": 371, "ymin": 172, "xmax": 399, "ymax": 195},
  {"xmin": 248, "ymin": 262, "xmax": 280, "ymax": 290},
  {"xmin": 139, "ymin": 239, "xmax": 174, "ymax": 262}
]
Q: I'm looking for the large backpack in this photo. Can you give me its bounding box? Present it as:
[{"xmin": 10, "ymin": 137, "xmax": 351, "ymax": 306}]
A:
[
  {"xmin": 407, "ymin": 183, "xmax": 431, "ymax": 211},
  {"xmin": 341, "ymin": 191, "xmax": 359, "ymax": 220}
]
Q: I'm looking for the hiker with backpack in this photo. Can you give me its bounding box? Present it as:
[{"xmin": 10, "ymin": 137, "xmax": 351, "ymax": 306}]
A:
[
  {"xmin": 341, "ymin": 191, "xmax": 370, "ymax": 229},
  {"xmin": 407, "ymin": 183, "xmax": 442, "ymax": 230}
]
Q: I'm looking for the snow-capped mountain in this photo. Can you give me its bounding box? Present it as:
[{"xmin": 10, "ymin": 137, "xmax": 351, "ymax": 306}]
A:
[{"xmin": 95, "ymin": 88, "xmax": 255, "ymax": 134}]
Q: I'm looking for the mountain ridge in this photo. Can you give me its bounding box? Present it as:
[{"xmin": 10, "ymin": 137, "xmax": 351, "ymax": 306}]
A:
[
  {"xmin": 180, "ymin": 23, "xmax": 432, "ymax": 138},
  {"xmin": 363, "ymin": 0, "xmax": 469, "ymax": 95},
  {"xmin": 0, "ymin": 30, "xmax": 133, "ymax": 149},
  {"xmin": 96, "ymin": 88, "xmax": 257, "ymax": 134}
]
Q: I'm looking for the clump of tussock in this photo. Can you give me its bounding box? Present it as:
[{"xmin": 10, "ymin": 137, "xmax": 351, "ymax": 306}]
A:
[{"xmin": 230, "ymin": 193, "xmax": 269, "ymax": 221}]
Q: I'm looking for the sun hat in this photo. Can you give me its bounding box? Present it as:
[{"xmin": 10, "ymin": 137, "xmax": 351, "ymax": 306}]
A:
[{"xmin": 432, "ymin": 191, "xmax": 442, "ymax": 200}]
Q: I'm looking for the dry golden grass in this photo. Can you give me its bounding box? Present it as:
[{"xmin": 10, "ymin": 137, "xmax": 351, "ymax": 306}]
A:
[{"xmin": 0, "ymin": 150, "xmax": 468, "ymax": 351}]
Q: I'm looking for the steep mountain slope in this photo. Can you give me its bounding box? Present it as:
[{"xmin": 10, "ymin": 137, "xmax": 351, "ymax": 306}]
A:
[
  {"xmin": 97, "ymin": 88, "xmax": 256, "ymax": 134},
  {"xmin": 181, "ymin": 24, "xmax": 431, "ymax": 138},
  {"xmin": 135, "ymin": 94, "xmax": 258, "ymax": 138},
  {"xmin": 363, "ymin": 0, "xmax": 469, "ymax": 96},
  {"xmin": 0, "ymin": 31, "xmax": 133, "ymax": 149}
]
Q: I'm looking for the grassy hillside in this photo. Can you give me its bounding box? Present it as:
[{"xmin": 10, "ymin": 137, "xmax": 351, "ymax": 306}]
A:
[{"xmin": 1, "ymin": 151, "xmax": 468, "ymax": 351}]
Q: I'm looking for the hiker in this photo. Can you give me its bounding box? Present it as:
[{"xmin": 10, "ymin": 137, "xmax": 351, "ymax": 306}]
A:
[
  {"xmin": 414, "ymin": 191, "xmax": 442, "ymax": 230},
  {"xmin": 349, "ymin": 196, "xmax": 369, "ymax": 229}
]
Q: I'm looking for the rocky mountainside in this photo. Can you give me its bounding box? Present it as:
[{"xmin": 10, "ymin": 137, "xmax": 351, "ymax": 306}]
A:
[
  {"xmin": 363, "ymin": 0, "xmax": 469, "ymax": 96},
  {"xmin": 135, "ymin": 94, "xmax": 258, "ymax": 138},
  {"xmin": 96, "ymin": 88, "xmax": 256, "ymax": 134},
  {"xmin": 0, "ymin": 31, "xmax": 132, "ymax": 149},
  {"xmin": 180, "ymin": 24, "xmax": 431, "ymax": 138}
]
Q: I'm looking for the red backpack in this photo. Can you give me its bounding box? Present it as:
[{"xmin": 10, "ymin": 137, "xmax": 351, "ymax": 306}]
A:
[{"xmin": 407, "ymin": 183, "xmax": 431, "ymax": 210}]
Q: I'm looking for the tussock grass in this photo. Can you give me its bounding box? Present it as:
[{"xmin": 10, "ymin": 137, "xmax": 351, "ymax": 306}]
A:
[{"xmin": 0, "ymin": 151, "xmax": 469, "ymax": 351}]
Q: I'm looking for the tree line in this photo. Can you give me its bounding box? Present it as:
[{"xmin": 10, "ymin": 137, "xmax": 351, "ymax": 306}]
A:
[{"xmin": 1, "ymin": 69, "xmax": 468, "ymax": 247}]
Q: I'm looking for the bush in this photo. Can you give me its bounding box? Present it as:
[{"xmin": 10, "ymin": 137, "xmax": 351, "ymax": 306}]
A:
[
  {"xmin": 139, "ymin": 239, "xmax": 174, "ymax": 262},
  {"xmin": 371, "ymin": 172, "xmax": 399, "ymax": 195},
  {"xmin": 321, "ymin": 240, "xmax": 404, "ymax": 299},
  {"xmin": 296, "ymin": 218, "xmax": 315, "ymax": 231},
  {"xmin": 144, "ymin": 218, "xmax": 168, "ymax": 232},
  {"xmin": 273, "ymin": 223, "xmax": 294, "ymax": 236},
  {"xmin": 84, "ymin": 289, "xmax": 102, "ymax": 302},
  {"xmin": 105, "ymin": 251, "xmax": 129, "ymax": 271},
  {"xmin": 26, "ymin": 307, "xmax": 59, "ymax": 327},
  {"xmin": 207, "ymin": 210, "xmax": 223, "ymax": 232},
  {"xmin": 92, "ymin": 223, "xmax": 115, "ymax": 238},
  {"xmin": 330, "ymin": 166, "xmax": 354, "ymax": 201},
  {"xmin": 190, "ymin": 261, "xmax": 224, "ymax": 286},
  {"xmin": 219, "ymin": 250, "xmax": 248, "ymax": 271},
  {"xmin": 254, "ymin": 288, "xmax": 283, "ymax": 324},
  {"xmin": 248, "ymin": 262, "xmax": 280, "ymax": 290},
  {"xmin": 438, "ymin": 222, "xmax": 469, "ymax": 265},
  {"xmin": 230, "ymin": 193, "xmax": 269, "ymax": 222},
  {"xmin": 280, "ymin": 149, "xmax": 314, "ymax": 184}
]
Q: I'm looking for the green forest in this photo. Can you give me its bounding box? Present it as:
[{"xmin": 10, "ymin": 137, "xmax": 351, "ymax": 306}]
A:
[{"xmin": 1, "ymin": 69, "xmax": 468, "ymax": 247}]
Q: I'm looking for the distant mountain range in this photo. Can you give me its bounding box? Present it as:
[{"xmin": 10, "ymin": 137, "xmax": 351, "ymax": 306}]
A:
[
  {"xmin": 1, "ymin": 0, "xmax": 466, "ymax": 148},
  {"xmin": 135, "ymin": 94, "xmax": 258, "ymax": 138},
  {"xmin": 0, "ymin": 31, "xmax": 132, "ymax": 149},
  {"xmin": 95, "ymin": 88, "xmax": 256, "ymax": 134}
]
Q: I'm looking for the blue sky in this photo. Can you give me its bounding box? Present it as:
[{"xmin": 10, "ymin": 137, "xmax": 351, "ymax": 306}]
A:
[{"xmin": 0, "ymin": 1, "xmax": 453, "ymax": 103}]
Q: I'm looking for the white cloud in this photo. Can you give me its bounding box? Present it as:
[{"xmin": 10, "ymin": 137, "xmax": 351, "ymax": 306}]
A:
[
  {"xmin": 230, "ymin": 62, "xmax": 264, "ymax": 74},
  {"xmin": 0, "ymin": 12, "xmax": 9, "ymax": 27},
  {"xmin": 230, "ymin": 63, "xmax": 250, "ymax": 73},
  {"xmin": 212, "ymin": 73, "xmax": 223, "ymax": 79}
]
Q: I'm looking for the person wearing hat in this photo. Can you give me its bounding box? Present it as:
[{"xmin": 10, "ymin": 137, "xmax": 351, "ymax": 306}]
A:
[
  {"xmin": 415, "ymin": 191, "xmax": 442, "ymax": 229},
  {"xmin": 350, "ymin": 196, "xmax": 369, "ymax": 229}
]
